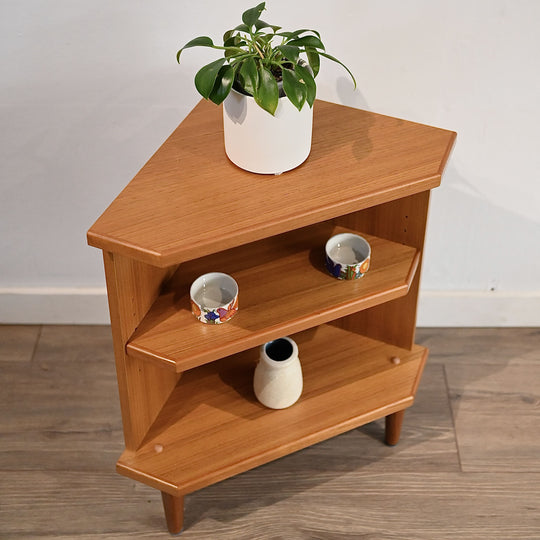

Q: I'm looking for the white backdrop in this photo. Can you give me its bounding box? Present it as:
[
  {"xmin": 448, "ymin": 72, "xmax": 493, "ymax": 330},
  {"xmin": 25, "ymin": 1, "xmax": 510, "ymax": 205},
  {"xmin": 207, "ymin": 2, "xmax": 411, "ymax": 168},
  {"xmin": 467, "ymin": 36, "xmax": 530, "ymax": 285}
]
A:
[{"xmin": 1, "ymin": 0, "xmax": 539, "ymax": 325}]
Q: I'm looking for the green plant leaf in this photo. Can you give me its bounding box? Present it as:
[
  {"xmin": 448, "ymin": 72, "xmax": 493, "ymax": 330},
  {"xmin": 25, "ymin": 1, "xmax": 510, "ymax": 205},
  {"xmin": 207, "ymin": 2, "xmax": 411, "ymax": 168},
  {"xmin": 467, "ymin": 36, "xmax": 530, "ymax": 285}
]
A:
[
  {"xmin": 223, "ymin": 43, "xmax": 250, "ymax": 60},
  {"xmin": 254, "ymin": 66, "xmax": 279, "ymax": 115},
  {"xmin": 223, "ymin": 30, "xmax": 235, "ymax": 43},
  {"xmin": 278, "ymin": 28, "xmax": 321, "ymax": 39},
  {"xmin": 224, "ymin": 34, "xmax": 242, "ymax": 47},
  {"xmin": 234, "ymin": 23, "xmax": 251, "ymax": 33},
  {"xmin": 242, "ymin": 2, "xmax": 266, "ymax": 27},
  {"xmin": 209, "ymin": 64, "xmax": 235, "ymax": 105},
  {"xmin": 255, "ymin": 20, "xmax": 281, "ymax": 32},
  {"xmin": 287, "ymin": 35, "xmax": 325, "ymax": 50},
  {"xmin": 301, "ymin": 28, "xmax": 321, "ymax": 38},
  {"xmin": 305, "ymin": 47, "xmax": 320, "ymax": 77},
  {"xmin": 238, "ymin": 57, "xmax": 259, "ymax": 96},
  {"xmin": 224, "ymin": 45, "xmax": 247, "ymax": 59},
  {"xmin": 277, "ymin": 45, "xmax": 301, "ymax": 64},
  {"xmin": 295, "ymin": 63, "xmax": 316, "ymax": 107},
  {"xmin": 319, "ymin": 51, "xmax": 357, "ymax": 88},
  {"xmin": 176, "ymin": 36, "xmax": 214, "ymax": 62},
  {"xmin": 195, "ymin": 58, "xmax": 227, "ymax": 99},
  {"xmin": 282, "ymin": 68, "xmax": 306, "ymax": 111},
  {"xmin": 228, "ymin": 52, "xmax": 256, "ymax": 66}
]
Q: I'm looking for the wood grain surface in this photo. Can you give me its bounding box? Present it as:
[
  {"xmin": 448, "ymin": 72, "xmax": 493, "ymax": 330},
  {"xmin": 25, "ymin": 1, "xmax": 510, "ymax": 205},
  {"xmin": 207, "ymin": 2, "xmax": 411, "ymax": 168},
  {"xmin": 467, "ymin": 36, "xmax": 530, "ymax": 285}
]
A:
[
  {"xmin": 1, "ymin": 326, "xmax": 539, "ymax": 538},
  {"xmin": 127, "ymin": 223, "xmax": 419, "ymax": 371},
  {"xmin": 118, "ymin": 326, "xmax": 426, "ymax": 495},
  {"xmin": 335, "ymin": 191, "xmax": 431, "ymax": 350},
  {"xmin": 0, "ymin": 324, "xmax": 40, "ymax": 362},
  {"xmin": 102, "ymin": 252, "xmax": 181, "ymax": 450},
  {"xmin": 0, "ymin": 326, "xmax": 124, "ymax": 473},
  {"xmin": 417, "ymin": 327, "xmax": 540, "ymax": 365},
  {"xmin": 446, "ymin": 361, "xmax": 540, "ymax": 472},
  {"xmin": 418, "ymin": 328, "xmax": 540, "ymax": 473},
  {"xmin": 87, "ymin": 99, "xmax": 456, "ymax": 267}
]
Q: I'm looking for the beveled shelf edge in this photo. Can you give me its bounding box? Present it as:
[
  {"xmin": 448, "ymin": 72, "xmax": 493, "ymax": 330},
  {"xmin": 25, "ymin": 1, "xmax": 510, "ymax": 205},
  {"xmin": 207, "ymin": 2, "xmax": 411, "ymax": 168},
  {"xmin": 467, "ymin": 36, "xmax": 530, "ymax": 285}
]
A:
[
  {"xmin": 126, "ymin": 250, "xmax": 421, "ymax": 373},
  {"xmin": 87, "ymin": 230, "xmax": 164, "ymax": 266},
  {"xmin": 153, "ymin": 175, "xmax": 441, "ymax": 268},
  {"xmin": 88, "ymin": 179, "xmax": 440, "ymax": 268},
  {"xmin": 437, "ymin": 130, "xmax": 458, "ymax": 176},
  {"xmin": 116, "ymin": 458, "xmax": 180, "ymax": 495},
  {"xmin": 116, "ymin": 396, "xmax": 415, "ymax": 497}
]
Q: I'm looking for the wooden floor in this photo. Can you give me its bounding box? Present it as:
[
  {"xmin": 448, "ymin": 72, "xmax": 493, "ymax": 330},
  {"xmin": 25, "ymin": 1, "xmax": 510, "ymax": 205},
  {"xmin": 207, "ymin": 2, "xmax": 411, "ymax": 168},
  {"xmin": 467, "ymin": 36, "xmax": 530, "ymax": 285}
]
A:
[{"xmin": 1, "ymin": 326, "xmax": 539, "ymax": 539}]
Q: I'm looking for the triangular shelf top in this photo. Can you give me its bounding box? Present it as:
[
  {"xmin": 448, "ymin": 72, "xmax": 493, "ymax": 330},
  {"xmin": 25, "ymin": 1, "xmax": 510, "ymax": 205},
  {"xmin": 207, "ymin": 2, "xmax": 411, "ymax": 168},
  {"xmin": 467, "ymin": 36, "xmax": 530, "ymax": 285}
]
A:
[{"xmin": 88, "ymin": 99, "xmax": 455, "ymax": 266}]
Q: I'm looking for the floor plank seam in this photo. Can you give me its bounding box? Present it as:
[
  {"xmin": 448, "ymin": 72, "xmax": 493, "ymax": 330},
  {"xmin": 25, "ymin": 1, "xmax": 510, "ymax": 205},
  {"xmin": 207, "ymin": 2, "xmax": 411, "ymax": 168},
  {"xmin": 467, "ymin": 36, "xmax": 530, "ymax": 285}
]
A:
[
  {"xmin": 29, "ymin": 324, "xmax": 43, "ymax": 365},
  {"xmin": 443, "ymin": 362, "xmax": 463, "ymax": 472}
]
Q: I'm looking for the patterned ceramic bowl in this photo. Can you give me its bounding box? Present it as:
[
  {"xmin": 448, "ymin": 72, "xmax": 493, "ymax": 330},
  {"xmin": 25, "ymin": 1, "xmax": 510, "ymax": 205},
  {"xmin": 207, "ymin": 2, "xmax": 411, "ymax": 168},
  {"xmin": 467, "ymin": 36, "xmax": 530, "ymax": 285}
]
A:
[
  {"xmin": 190, "ymin": 272, "xmax": 239, "ymax": 324},
  {"xmin": 325, "ymin": 233, "xmax": 371, "ymax": 280}
]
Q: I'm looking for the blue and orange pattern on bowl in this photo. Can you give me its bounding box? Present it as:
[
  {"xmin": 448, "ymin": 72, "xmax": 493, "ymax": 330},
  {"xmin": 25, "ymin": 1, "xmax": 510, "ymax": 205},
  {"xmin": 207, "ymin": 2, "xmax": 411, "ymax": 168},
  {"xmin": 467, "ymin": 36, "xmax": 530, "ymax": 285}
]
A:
[
  {"xmin": 192, "ymin": 296, "xmax": 238, "ymax": 325},
  {"xmin": 326, "ymin": 255, "xmax": 370, "ymax": 280}
]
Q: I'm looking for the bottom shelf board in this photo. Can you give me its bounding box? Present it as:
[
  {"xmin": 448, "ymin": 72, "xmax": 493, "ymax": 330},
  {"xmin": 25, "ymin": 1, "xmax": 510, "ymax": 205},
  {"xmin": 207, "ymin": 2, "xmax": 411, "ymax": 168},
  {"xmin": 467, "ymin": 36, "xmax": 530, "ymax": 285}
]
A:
[{"xmin": 117, "ymin": 324, "xmax": 427, "ymax": 496}]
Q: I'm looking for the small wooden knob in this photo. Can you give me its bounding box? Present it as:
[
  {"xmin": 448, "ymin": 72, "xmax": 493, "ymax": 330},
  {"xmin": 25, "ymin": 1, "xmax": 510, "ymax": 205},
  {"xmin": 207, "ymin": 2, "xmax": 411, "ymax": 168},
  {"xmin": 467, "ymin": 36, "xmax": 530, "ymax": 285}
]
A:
[
  {"xmin": 391, "ymin": 356, "xmax": 401, "ymax": 365},
  {"xmin": 154, "ymin": 444, "xmax": 164, "ymax": 453}
]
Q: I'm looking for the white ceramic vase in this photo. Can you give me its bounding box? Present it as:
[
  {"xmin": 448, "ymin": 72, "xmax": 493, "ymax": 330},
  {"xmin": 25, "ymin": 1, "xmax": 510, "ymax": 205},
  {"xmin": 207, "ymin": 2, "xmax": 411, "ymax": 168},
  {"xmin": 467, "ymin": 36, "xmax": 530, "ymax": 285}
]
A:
[
  {"xmin": 253, "ymin": 337, "xmax": 303, "ymax": 409},
  {"xmin": 223, "ymin": 89, "xmax": 313, "ymax": 175}
]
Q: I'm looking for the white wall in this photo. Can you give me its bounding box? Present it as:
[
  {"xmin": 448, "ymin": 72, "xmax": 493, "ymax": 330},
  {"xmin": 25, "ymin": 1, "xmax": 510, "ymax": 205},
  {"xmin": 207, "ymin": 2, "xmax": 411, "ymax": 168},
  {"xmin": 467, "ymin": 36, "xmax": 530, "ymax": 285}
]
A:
[{"xmin": 1, "ymin": 0, "xmax": 539, "ymax": 325}]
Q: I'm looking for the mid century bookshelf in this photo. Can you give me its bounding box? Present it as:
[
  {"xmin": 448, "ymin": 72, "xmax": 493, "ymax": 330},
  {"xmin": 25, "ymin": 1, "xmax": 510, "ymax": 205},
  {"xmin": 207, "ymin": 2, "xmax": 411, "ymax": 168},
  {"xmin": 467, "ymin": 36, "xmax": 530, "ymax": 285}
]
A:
[{"xmin": 87, "ymin": 99, "xmax": 455, "ymax": 534}]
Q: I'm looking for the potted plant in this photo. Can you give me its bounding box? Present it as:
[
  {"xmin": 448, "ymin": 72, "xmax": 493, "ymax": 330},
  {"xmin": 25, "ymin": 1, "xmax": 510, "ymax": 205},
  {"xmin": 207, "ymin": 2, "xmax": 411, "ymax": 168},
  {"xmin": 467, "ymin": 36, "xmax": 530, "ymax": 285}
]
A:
[{"xmin": 177, "ymin": 2, "xmax": 356, "ymax": 174}]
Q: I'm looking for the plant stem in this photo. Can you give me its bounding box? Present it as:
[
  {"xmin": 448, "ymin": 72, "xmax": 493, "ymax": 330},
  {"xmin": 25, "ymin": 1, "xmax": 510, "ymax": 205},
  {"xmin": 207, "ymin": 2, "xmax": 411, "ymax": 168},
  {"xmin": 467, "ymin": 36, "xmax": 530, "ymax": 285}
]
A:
[
  {"xmin": 229, "ymin": 53, "xmax": 254, "ymax": 66},
  {"xmin": 252, "ymin": 40, "xmax": 265, "ymax": 60}
]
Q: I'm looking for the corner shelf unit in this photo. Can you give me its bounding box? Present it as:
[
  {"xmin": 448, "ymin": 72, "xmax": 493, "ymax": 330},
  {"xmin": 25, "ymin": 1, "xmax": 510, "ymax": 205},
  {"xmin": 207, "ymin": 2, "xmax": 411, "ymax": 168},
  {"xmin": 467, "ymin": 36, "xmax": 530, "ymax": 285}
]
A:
[{"xmin": 88, "ymin": 99, "xmax": 455, "ymax": 534}]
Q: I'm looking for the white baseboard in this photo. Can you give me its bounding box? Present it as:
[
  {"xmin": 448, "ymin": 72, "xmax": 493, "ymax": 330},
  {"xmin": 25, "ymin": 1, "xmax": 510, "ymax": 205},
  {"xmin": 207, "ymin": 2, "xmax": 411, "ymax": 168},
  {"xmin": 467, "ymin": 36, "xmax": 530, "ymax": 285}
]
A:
[
  {"xmin": 417, "ymin": 290, "xmax": 540, "ymax": 327},
  {"xmin": 1, "ymin": 288, "xmax": 538, "ymax": 327},
  {"xmin": 0, "ymin": 287, "xmax": 110, "ymax": 325}
]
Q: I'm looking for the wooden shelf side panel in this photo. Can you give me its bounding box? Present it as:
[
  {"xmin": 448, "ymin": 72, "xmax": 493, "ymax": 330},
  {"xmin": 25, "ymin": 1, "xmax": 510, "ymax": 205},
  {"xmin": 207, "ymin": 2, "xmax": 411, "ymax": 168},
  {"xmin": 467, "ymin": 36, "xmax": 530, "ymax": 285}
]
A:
[
  {"xmin": 126, "ymin": 224, "xmax": 420, "ymax": 372},
  {"xmin": 333, "ymin": 191, "xmax": 430, "ymax": 350},
  {"xmin": 117, "ymin": 325, "xmax": 428, "ymax": 495},
  {"xmin": 103, "ymin": 251, "xmax": 181, "ymax": 450}
]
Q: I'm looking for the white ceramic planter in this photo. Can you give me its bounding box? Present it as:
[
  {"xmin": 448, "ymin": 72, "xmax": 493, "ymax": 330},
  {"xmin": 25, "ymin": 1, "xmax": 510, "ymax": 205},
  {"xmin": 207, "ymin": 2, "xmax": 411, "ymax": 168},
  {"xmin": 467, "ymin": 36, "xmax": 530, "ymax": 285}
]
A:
[
  {"xmin": 223, "ymin": 89, "xmax": 313, "ymax": 174},
  {"xmin": 253, "ymin": 337, "xmax": 303, "ymax": 409}
]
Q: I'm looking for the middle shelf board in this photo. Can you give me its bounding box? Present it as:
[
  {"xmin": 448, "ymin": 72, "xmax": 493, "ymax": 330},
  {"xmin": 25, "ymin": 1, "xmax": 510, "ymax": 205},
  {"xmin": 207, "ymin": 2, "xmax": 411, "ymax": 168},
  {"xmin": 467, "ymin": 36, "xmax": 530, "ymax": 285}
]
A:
[
  {"xmin": 118, "ymin": 324, "xmax": 428, "ymax": 496},
  {"xmin": 127, "ymin": 222, "xmax": 420, "ymax": 372}
]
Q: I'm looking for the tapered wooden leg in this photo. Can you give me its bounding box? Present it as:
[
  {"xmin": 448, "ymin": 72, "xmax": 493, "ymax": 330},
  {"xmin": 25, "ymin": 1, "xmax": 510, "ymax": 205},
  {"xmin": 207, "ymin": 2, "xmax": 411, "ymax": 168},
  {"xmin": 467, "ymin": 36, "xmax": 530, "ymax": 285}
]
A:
[
  {"xmin": 161, "ymin": 492, "xmax": 184, "ymax": 535},
  {"xmin": 385, "ymin": 409, "xmax": 406, "ymax": 446}
]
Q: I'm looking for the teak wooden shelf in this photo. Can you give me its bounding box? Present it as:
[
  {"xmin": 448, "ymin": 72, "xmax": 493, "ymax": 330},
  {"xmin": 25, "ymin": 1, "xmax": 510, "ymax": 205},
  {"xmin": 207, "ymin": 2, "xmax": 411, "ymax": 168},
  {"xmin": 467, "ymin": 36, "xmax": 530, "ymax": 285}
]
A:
[{"xmin": 88, "ymin": 99, "xmax": 455, "ymax": 534}]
